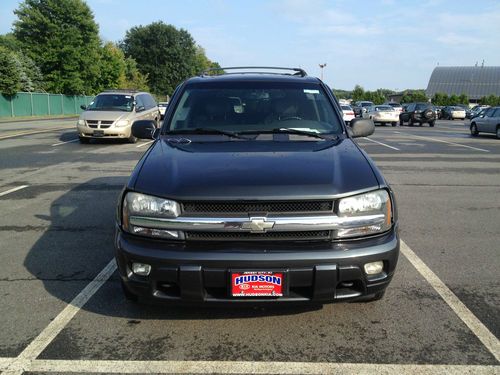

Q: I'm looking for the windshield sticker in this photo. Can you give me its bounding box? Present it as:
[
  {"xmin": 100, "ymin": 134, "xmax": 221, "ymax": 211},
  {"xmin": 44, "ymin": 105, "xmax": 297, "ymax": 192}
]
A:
[
  {"xmin": 303, "ymin": 89, "xmax": 319, "ymax": 94},
  {"xmin": 125, "ymin": 95, "xmax": 132, "ymax": 98}
]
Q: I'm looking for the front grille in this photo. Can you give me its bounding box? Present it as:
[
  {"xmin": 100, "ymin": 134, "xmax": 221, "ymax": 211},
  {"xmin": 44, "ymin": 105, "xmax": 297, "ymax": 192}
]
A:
[
  {"xmin": 86, "ymin": 120, "xmax": 98, "ymax": 125},
  {"xmin": 88, "ymin": 124, "xmax": 98, "ymax": 128},
  {"xmin": 186, "ymin": 230, "xmax": 331, "ymax": 241},
  {"xmin": 182, "ymin": 201, "xmax": 333, "ymax": 214},
  {"xmin": 101, "ymin": 120, "xmax": 114, "ymax": 125},
  {"xmin": 100, "ymin": 125, "xmax": 111, "ymax": 129}
]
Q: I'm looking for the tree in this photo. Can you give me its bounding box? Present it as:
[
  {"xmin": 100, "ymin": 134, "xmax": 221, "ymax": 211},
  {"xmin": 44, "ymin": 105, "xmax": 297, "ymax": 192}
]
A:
[
  {"xmin": 119, "ymin": 57, "xmax": 150, "ymax": 92},
  {"xmin": 0, "ymin": 46, "xmax": 22, "ymax": 96},
  {"xmin": 432, "ymin": 92, "xmax": 449, "ymax": 106},
  {"xmin": 98, "ymin": 42, "xmax": 126, "ymax": 92},
  {"xmin": 121, "ymin": 22, "xmax": 218, "ymax": 95},
  {"xmin": 351, "ymin": 85, "xmax": 365, "ymax": 102},
  {"xmin": 13, "ymin": 0, "xmax": 102, "ymax": 94},
  {"xmin": 457, "ymin": 93, "xmax": 469, "ymax": 105},
  {"xmin": 479, "ymin": 95, "xmax": 500, "ymax": 106},
  {"xmin": 401, "ymin": 90, "xmax": 428, "ymax": 103}
]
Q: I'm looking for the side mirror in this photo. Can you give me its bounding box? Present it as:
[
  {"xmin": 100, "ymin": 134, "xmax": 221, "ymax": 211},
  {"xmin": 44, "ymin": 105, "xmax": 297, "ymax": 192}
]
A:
[
  {"xmin": 136, "ymin": 105, "xmax": 145, "ymax": 112},
  {"xmin": 349, "ymin": 118, "xmax": 375, "ymax": 138},
  {"xmin": 132, "ymin": 120, "xmax": 156, "ymax": 139},
  {"xmin": 80, "ymin": 105, "xmax": 87, "ymax": 110}
]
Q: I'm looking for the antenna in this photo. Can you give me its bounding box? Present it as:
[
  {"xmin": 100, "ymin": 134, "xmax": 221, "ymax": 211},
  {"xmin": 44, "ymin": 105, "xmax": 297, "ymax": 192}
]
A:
[{"xmin": 481, "ymin": 59, "xmax": 484, "ymax": 68}]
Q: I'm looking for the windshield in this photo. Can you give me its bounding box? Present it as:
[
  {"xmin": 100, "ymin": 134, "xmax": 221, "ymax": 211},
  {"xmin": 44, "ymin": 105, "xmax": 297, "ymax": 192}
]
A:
[
  {"xmin": 415, "ymin": 103, "xmax": 431, "ymax": 110},
  {"xmin": 374, "ymin": 106, "xmax": 394, "ymax": 111},
  {"xmin": 167, "ymin": 82, "xmax": 342, "ymax": 135},
  {"xmin": 86, "ymin": 94, "xmax": 134, "ymax": 112}
]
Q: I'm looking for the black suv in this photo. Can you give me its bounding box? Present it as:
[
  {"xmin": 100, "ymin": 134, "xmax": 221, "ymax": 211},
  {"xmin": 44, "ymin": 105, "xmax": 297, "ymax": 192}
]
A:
[
  {"xmin": 399, "ymin": 102, "xmax": 436, "ymax": 127},
  {"xmin": 115, "ymin": 67, "xmax": 399, "ymax": 305}
]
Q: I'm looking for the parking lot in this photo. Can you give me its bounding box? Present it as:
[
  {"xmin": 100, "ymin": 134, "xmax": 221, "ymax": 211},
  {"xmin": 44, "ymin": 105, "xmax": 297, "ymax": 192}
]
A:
[{"xmin": 0, "ymin": 118, "xmax": 498, "ymax": 374}]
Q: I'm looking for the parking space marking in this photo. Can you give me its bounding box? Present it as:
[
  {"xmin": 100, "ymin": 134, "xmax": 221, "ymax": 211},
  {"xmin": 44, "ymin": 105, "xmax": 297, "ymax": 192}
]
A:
[
  {"xmin": 51, "ymin": 138, "xmax": 79, "ymax": 146},
  {"xmin": 0, "ymin": 127, "xmax": 70, "ymax": 140},
  {"xmin": 393, "ymin": 131, "xmax": 490, "ymax": 152},
  {"xmin": 136, "ymin": 140, "xmax": 154, "ymax": 148},
  {"xmin": 2, "ymin": 259, "xmax": 117, "ymax": 375},
  {"xmin": 0, "ymin": 359, "xmax": 498, "ymax": 374},
  {"xmin": 361, "ymin": 137, "xmax": 400, "ymax": 151},
  {"xmin": 0, "ymin": 185, "xmax": 28, "ymax": 197},
  {"xmin": 401, "ymin": 240, "xmax": 500, "ymax": 362}
]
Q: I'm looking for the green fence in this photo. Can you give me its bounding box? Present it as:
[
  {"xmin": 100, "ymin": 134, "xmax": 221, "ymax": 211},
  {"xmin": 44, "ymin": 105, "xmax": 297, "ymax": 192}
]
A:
[{"xmin": 0, "ymin": 92, "xmax": 94, "ymax": 118}]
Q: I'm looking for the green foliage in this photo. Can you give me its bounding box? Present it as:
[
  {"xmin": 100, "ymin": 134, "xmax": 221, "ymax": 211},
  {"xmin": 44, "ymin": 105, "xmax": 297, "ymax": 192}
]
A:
[
  {"xmin": 13, "ymin": 0, "xmax": 102, "ymax": 94},
  {"xmin": 479, "ymin": 95, "xmax": 500, "ymax": 106},
  {"xmin": 0, "ymin": 46, "xmax": 22, "ymax": 96},
  {"xmin": 120, "ymin": 57, "xmax": 150, "ymax": 92},
  {"xmin": 432, "ymin": 92, "xmax": 470, "ymax": 106},
  {"xmin": 332, "ymin": 89, "xmax": 351, "ymax": 99},
  {"xmin": 121, "ymin": 21, "xmax": 218, "ymax": 95},
  {"xmin": 98, "ymin": 42, "xmax": 126, "ymax": 91},
  {"xmin": 351, "ymin": 85, "xmax": 365, "ymax": 102},
  {"xmin": 401, "ymin": 90, "xmax": 428, "ymax": 103}
]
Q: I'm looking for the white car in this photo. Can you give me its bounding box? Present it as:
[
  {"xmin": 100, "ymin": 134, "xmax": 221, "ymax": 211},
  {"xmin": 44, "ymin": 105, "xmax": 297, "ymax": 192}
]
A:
[
  {"xmin": 385, "ymin": 102, "xmax": 403, "ymax": 114},
  {"xmin": 341, "ymin": 105, "xmax": 355, "ymax": 123},
  {"xmin": 158, "ymin": 102, "xmax": 169, "ymax": 119},
  {"xmin": 363, "ymin": 105, "xmax": 399, "ymax": 126}
]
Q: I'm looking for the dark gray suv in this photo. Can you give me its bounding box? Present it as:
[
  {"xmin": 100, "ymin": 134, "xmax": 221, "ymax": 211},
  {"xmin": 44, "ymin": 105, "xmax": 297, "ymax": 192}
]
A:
[{"xmin": 115, "ymin": 67, "xmax": 399, "ymax": 305}]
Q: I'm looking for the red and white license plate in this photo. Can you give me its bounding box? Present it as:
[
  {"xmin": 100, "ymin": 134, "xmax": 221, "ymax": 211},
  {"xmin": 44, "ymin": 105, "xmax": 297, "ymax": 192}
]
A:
[{"xmin": 231, "ymin": 271, "xmax": 284, "ymax": 297}]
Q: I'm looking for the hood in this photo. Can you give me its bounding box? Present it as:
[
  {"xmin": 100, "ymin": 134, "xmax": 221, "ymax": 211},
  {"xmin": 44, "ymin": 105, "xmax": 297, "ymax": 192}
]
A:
[
  {"xmin": 131, "ymin": 137, "xmax": 380, "ymax": 201},
  {"xmin": 80, "ymin": 110, "xmax": 131, "ymax": 122}
]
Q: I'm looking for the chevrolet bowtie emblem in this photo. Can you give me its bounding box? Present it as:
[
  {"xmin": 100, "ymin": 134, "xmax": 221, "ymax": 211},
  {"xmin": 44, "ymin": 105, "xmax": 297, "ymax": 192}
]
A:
[{"xmin": 242, "ymin": 217, "xmax": 275, "ymax": 233}]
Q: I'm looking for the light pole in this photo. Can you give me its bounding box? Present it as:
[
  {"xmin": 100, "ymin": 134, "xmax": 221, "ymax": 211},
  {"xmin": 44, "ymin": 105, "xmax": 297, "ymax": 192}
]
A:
[{"xmin": 319, "ymin": 63, "xmax": 327, "ymax": 80}]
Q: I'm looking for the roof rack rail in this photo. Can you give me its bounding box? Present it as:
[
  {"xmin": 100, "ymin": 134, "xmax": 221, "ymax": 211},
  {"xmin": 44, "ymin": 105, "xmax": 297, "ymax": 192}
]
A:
[
  {"xmin": 102, "ymin": 89, "xmax": 141, "ymax": 93},
  {"xmin": 201, "ymin": 66, "xmax": 308, "ymax": 77}
]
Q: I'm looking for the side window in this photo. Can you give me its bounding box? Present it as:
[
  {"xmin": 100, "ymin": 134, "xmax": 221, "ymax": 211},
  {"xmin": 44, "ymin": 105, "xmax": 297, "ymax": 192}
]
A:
[
  {"xmin": 407, "ymin": 104, "xmax": 415, "ymax": 111},
  {"xmin": 492, "ymin": 108, "xmax": 500, "ymax": 117},
  {"xmin": 135, "ymin": 95, "xmax": 145, "ymax": 110},
  {"xmin": 144, "ymin": 94, "xmax": 155, "ymax": 109},
  {"xmin": 484, "ymin": 108, "xmax": 495, "ymax": 117}
]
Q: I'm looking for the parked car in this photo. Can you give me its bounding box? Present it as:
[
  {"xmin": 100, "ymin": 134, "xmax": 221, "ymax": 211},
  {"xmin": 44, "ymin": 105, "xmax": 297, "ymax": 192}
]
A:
[
  {"xmin": 116, "ymin": 67, "xmax": 399, "ymax": 305},
  {"xmin": 340, "ymin": 104, "xmax": 355, "ymax": 124},
  {"xmin": 469, "ymin": 105, "xmax": 489, "ymax": 119},
  {"xmin": 384, "ymin": 102, "xmax": 403, "ymax": 114},
  {"xmin": 456, "ymin": 104, "xmax": 471, "ymax": 119},
  {"xmin": 399, "ymin": 102, "xmax": 436, "ymax": 127},
  {"xmin": 352, "ymin": 101, "xmax": 374, "ymax": 117},
  {"xmin": 363, "ymin": 105, "xmax": 399, "ymax": 126},
  {"xmin": 470, "ymin": 106, "xmax": 500, "ymax": 138},
  {"xmin": 77, "ymin": 90, "xmax": 160, "ymax": 144},
  {"xmin": 433, "ymin": 105, "xmax": 443, "ymax": 119},
  {"xmin": 441, "ymin": 106, "xmax": 466, "ymax": 120},
  {"xmin": 158, "ymin": 101, "xmax": 169, "ymax": 119}
]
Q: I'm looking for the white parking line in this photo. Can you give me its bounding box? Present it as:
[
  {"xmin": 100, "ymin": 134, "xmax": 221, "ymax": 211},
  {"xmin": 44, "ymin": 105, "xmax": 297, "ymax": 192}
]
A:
[
  {"xmin": 0, "ymin": 185, "xmax": 28, "ymax": 197},
  {"xmin": 136, "ymin": 140, "xmax": 154, "ymax": 148},
  {"xmin": 0, "ymin": 359, "xmax": 497, "ymax": 374},
  {"xmin": 401, "ymin": 240, "xmax": 500, "ymax": 362},
  {"xmin": 361, "ymin": 137, "xmax": 400, "ymax": 151},
  {"xmin": 394, "ymin": 131, "xmax": 490, "ymax": 152},
  {"xmin": 51, "ymin": 138, "xmax": 79, "ymax": 146}
]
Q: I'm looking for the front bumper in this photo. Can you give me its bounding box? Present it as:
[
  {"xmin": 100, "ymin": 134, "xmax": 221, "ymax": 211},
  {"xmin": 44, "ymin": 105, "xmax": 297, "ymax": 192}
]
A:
[
  {"xmin": 115, "ymin": 226, "xmax": 400, "ymax": 304},
  {"xmin": 77, "ymin": 125, "xmax": 132, "ymax": 139}
]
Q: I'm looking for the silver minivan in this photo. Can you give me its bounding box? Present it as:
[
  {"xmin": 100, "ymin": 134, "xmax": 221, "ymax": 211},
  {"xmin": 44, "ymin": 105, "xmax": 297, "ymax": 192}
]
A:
[
  {"xmin": 77, "ymin": 90, "xmax": 160, "ymax": 143},
  {"xmin": 470, "ymin": 106, "xmax": 500, "ymax": 139}
]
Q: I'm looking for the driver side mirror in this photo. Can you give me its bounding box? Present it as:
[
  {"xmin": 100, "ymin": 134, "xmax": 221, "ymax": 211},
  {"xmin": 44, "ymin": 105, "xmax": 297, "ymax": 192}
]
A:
[
  {"xmin": 349, "ymin": 118, "xmax": 375, "ymax": 138},
  {"xmin": 80, "ymin": 104, "xmax": 87, "ymax": 110},
  {"xmin": 135, "ymin": 105, "xmax": 145, "ymax": 112},
  {"xmin": 132, "ymin": 120, "xmax": 157, "ymax": 139}
]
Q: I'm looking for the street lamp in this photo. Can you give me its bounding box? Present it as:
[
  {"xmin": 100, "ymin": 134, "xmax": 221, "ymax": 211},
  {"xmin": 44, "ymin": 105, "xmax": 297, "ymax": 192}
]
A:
[{"xmin": 319, "ymin": 63, "xmax": 327, "ymax": 80}]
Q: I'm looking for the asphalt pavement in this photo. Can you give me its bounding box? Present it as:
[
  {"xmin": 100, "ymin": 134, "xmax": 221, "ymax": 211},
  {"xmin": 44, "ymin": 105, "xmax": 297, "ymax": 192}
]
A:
[{"xmin": 0, "ymin": 118, "xmax": 498, "ymax": 374}]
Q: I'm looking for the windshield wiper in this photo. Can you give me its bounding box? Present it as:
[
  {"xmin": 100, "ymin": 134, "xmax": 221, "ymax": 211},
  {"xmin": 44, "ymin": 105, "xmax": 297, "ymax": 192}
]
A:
[
  {"xmin": 168, "ymin": 128, "xmax": 252, "ymax": 140},
  {"xmin": 240, "ymin": 128, "xmax": 337, "ymax": 140}
]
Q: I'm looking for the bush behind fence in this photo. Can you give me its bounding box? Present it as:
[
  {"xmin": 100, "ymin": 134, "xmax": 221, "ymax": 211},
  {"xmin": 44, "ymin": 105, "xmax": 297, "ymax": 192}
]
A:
[{"xmin": 0, "ymin": 92, "xmax": 94, "ymax": 118}]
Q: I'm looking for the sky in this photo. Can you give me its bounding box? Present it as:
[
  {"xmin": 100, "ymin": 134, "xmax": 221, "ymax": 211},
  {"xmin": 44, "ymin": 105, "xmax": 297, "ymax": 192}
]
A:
[{"xmin": 1, "ymin": 0, "xmax": 499, "ymax": 91}]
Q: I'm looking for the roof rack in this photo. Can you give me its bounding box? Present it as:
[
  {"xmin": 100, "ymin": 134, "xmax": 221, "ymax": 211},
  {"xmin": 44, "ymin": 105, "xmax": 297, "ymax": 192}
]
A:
[
  {"xmin": 102, "ymin": 89, "xmax": 141, "ymax": 93},
  {"xmin": 201, "ymin": 66, "xmax": 308, "ymax": 77}
]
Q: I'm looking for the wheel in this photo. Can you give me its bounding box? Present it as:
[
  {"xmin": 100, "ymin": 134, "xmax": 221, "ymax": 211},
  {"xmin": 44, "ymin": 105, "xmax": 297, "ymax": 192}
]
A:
[
  {"xmin": 429, "ymin": 120, "xmax": 435, "ymax": 127},
  {"xmin": 496, "ymin": 126, "xmax": 500, "ymax": 139},
  {"xmin": 470, "ymin": 123, "xmax": 479, "ymax": 136},
  {"xmin": 409, "ymin": 118, "xmax": 414, "ymax": 126},
  {"xmin": 399, "ymin": 119, "xmax": 404, "ymax": 126},
  {"xmin": 121, "ymin": 280, "xmax": 138, "ymax": 302},
  {"xmin": 79, "ymin": 136, "xmax": 90, "ymax": 144},
  {"xmin": 127, "ymin": 134, "xmax": 138, "ymax": 144},
  {"xmin": 392, "ymin": 122, "xmax": 397, "ymax": 127}
]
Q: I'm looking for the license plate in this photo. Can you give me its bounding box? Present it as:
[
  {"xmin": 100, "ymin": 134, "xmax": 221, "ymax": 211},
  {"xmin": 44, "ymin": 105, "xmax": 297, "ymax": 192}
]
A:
[
  {"xmin": 93, "ymin": 130, "xmax": 104, "ymax": 137},
  {"xmin": 231, "ymin": 271, "xmax": 284, "ymax": 297}
]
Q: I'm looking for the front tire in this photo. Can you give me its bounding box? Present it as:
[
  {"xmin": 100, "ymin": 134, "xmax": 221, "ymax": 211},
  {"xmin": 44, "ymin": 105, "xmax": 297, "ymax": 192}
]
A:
[
  {"xmin": 470, "ymin": 123, "xmax": 479, "ymax": 136},
  {"xmin": 496, "ymin": 126, "xmax": 500, "ymax": 139},
  {"xmin": 392, "ymin": 122, "xmax": 397, "ymax": 127},
  {"xmin": 429, "ymin": 120, "xmax": 435, "ymax": 127}
]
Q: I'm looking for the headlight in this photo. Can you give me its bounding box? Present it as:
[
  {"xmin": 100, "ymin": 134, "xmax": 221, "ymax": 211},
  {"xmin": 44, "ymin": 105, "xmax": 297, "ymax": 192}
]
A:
[
  {"xmin": 77, "ymin": 119, "xmax": 85, "ymax": 126},
  {"xmin": 336, "ymin": 189, "xmax": 392, "ymax": 238},
  {"xmin": 122, "ymin": 192, "xmax": 183, "ymax": 240},
  {"xmin": 115, "ymin": 120, "xmax": 129, "ymax": 127}
]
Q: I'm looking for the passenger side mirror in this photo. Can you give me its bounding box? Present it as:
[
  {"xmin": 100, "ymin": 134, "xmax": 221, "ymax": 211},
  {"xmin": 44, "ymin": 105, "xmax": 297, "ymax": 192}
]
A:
[
  {"xmin": 349, "ymin": 118, "xmax": 375, "ymax": 138},
  {"xmin": 132, "ymin": 120, "xmax": 156, "ymax": 139},
  {"xmin": 80, "ymin": 105, "xmax": 87, "ymax": 110},
  {"xmin": 136, "ymin": 105, "xmax": 145, "ymax": 112}
]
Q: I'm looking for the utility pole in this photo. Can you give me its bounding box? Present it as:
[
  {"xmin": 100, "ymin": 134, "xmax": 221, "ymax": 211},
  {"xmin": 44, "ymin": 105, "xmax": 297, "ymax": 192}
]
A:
[{"xmin": 319, "ymin": 63, "xmax": 327, "ymax": 80}]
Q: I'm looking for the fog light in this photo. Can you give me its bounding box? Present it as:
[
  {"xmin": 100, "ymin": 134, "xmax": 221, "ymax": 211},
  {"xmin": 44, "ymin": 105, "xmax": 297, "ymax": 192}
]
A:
[
  {"xmin": 364, "ymin": 261, "xmax": 384, "ymax": 275},
  {"xmin": 132, "ymin": 262, "xmax": 151, "ymax": 276}
]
